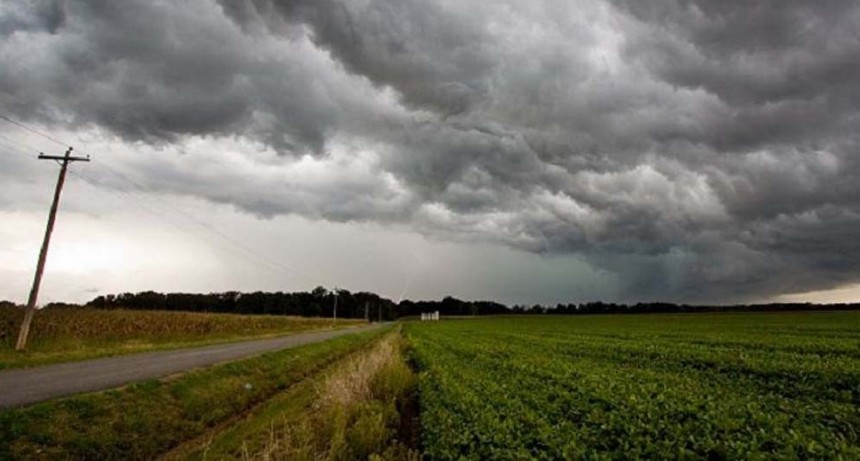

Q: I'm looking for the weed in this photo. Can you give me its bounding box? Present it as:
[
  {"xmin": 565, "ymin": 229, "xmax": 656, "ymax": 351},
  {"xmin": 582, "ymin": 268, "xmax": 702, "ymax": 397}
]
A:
[{"xmin": 240, "ymin": 334, "xmax": 420, "ymax": 461}]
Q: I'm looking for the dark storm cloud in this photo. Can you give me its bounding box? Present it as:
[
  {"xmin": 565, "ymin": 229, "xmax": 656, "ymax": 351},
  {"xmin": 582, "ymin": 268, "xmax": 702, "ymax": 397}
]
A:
[
  {"xmin": 228, "ymin": 0, "xmax": 496, "ymax": 116},
  {"xmin": 0, "ymin": 0, "xmax": 64, "ymax": 35},
  {"xmin": 2, "ymin": 0, "xmax": 859, "ymax": 302},
  {"xmin": 0, "ymin": 0, "xmax": 351, "ymax": 153},
  {"xmin": 613, "ymin": 0, "xmax": 860, "ymax": 153},
  {"xmin": 615, "ymin": 1, "xmax": 860, "ymax": 102}
]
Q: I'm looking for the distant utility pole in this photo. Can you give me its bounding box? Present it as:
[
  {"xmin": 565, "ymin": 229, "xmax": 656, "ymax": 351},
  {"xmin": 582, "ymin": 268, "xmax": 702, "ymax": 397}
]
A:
[
  {"xmin": 16, "ymin": 147, "xmax": 89, "ymax": 351},
  {"xmin": 332, "ymin": 287, "xmax": 338, "ymax": 323},
  {"xmin": 364, "ymin": 301, "xmax": 369, "ymax": 322},
  {"xmin": 378, "ymin": 304, "xmax": 382, "ymax": 322}
]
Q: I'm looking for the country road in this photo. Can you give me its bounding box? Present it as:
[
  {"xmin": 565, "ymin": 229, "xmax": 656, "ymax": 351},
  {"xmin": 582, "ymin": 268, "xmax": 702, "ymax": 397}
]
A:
[{"xmin": 0, "ymin": 323, "xmax": 388, "ymax": 409}]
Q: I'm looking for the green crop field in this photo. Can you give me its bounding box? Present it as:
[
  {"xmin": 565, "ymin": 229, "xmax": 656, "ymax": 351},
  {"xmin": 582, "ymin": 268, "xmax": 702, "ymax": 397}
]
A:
[
  {"xmin": 2, "ymin": 311, "xmax": 858, "ymax": 460},
  {"xmin": 406, "ymin": 312, "xmax": 860, "ymax": 460}
]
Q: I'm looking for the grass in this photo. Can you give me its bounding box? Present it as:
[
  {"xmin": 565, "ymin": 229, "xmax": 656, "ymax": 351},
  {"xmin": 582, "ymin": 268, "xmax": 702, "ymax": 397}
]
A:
[
  {"xmin": 6, "ymin": 310, "xmax": 856, "ymax": 460},
  {"xmin": 407, "ymin": 312, "xmax": 860, "ymax": 459},
  {"xmin": 0, "ymin": 326, "xmax": 390, "ymax": 460},
  {"xmin": 176, "ymin": 331, "xmax": 419, "ymax": 461},
  {"xmin": 162, "ymin": 371, "xmax": 322, "ymax": 461},
  {"xmin": 0, "ymin": 306, "xmax": 363, "ymax": 369}
]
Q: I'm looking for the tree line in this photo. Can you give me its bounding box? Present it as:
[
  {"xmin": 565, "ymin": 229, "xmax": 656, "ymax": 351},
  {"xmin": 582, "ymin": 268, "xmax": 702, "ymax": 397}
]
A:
[
  {"xmin": 83, "ymin": 289, "xmax": 860, "ymax": 318},
  {"xmin": 86, "ymin": 288, "xmax": 400, "ymax": 320},
  {"xmin": 3, "ymin": 290, "xmax": 857, "ymax": 318}
]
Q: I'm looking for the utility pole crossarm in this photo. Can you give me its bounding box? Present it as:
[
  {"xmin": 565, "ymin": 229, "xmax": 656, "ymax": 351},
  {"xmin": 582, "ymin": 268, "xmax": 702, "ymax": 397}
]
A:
[{"xmin": 39, "ymin": 153, "xmax": 89, "ymax": 162}]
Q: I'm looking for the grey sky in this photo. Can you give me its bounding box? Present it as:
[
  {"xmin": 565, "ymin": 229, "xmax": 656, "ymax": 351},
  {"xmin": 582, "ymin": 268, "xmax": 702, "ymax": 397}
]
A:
[{"xmin": 1, "ymin": 0, "xmax": 858, "ymax": 305}]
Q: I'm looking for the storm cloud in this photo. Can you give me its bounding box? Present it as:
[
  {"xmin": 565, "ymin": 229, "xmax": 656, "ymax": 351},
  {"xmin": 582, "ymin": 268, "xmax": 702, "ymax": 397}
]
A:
[{"xmin": 1, "ymin": 0, "xmax": 858, "ymax": 303}]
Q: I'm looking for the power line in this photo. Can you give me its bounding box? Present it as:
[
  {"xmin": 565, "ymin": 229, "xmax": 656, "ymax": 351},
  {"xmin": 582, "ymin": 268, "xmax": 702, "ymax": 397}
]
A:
[
  {"xmin": 102, "ymin": 168, "xmax": 322, "ymax": 283},
  {"xmin": 66, "ymin": 168, "xmax": 204, "ymax": 238},
  {"xmin": 67, "ymin": 166, "xmax": 324, "ymax": 286},
  {"xmin": 0, "ymin": 113, "xmax": 332, "ymax": 288},
  {"xmin": 0, "ymin": 132, "xmax": 42, "ymax": 155},
  {"xmin": 0, "ymin": 114, "xmax": 70, "ymax": 148},
  {"xmin": 0, "ymin": 142, "xmax": 30, "ymax": 158}
]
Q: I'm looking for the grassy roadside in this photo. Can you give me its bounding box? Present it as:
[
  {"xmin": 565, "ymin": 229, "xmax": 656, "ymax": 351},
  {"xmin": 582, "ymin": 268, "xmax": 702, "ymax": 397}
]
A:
[
  {"xmin": 0, "ymin": 326, "xmax": 390, "ymax": 460},
  {"xmin": 173, "ymin": 331, "xmax": 419, "ymax": 461},
  {"xmin": 0, "ymin": 307, "xmax": 363, "ymax": 369}
]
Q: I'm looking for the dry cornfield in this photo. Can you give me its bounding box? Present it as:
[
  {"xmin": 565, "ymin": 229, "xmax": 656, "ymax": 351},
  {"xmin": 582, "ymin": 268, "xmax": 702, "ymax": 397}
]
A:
[{"xmin": 0, "ymin": 306, "xmax": 361, "ymax": 349}]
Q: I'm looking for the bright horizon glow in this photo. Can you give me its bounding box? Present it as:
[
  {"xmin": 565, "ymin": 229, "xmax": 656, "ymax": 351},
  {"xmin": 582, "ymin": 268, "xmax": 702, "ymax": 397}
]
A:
[{"xmin": 774, "ymin": 284, "xmax": 860, "ymax": 305}]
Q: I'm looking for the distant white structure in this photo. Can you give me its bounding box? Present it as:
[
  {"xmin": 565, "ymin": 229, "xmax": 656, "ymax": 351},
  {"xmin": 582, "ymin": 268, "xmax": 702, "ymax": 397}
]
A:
[{"xmin": 421, "ymin": 311, "xmax": 440, "ymax": 321}]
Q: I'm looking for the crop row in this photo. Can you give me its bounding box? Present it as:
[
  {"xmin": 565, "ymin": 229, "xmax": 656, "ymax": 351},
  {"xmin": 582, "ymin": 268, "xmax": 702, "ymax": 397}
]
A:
[
  {"xmin": 0, "ymin": 306, "xmax": 359, "ymax": 347},
  {"xmin": 406, "ymin": 313, "xmax": 860, "ymax": 460}
]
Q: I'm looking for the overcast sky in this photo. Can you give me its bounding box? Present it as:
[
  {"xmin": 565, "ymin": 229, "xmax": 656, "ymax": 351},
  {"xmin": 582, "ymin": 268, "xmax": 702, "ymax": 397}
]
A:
[{"xmin": 1, "ymin": 0, "xmax": 859, "ymax": 306}]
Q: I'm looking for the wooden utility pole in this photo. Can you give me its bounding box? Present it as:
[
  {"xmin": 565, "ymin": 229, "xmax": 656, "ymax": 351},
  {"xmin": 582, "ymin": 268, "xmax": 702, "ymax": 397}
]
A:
[
  {"xmin": 16, "ymin": 147, "xmax": 89, "ymax": 351},
  {"xmin": 332, "ymin": 287, "xmax": 338, "ymax": 323},
  {"xmin": 364, "ymin": 301, "xmax": 369, "ymax": 322}
]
